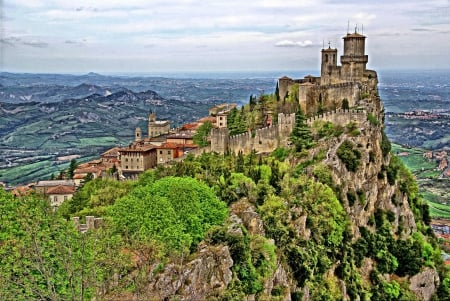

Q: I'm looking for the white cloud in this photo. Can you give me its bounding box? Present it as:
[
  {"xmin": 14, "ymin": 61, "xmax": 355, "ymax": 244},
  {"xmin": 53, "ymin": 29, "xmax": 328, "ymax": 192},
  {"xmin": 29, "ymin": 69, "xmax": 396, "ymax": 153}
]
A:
[{"xmin": 275, "ymin": 40, "xmax": 314, "ymax": 47}]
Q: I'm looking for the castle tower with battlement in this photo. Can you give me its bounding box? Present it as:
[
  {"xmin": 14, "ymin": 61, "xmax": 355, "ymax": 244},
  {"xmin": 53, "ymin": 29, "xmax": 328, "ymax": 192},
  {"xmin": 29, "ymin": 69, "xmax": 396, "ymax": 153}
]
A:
[{"xmin": 277, "ymin": 30, "xmax": 376, "ymax": 116}]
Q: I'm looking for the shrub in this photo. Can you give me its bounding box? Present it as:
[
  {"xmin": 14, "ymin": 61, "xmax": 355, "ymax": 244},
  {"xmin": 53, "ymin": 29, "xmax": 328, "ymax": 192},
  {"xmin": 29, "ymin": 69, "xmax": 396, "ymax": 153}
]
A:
[
  {"xmin": 367, "ymin": 113, "xmax": 379, "ymax": 126},
  {"xmin": 337, "ymin": 140, "xmax": 361, "ymax": 172}
]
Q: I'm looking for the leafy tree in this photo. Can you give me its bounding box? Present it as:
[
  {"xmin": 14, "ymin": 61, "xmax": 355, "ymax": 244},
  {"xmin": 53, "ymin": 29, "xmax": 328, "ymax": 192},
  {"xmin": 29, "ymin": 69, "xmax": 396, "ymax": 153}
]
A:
[
  {"xmin": 109, "ymin": 177, "xmax": 228, "ymax": 252},
  {"xmin": 0, "ymin": 189, "xmax": 93, "ymax": 300},
  {"xmin": 290, "ymin": 108, "xmax": 313, "ymax": 152},
  {"xmin": 193, "ymin": 121, "xmax": 213, "ymax": 147}
]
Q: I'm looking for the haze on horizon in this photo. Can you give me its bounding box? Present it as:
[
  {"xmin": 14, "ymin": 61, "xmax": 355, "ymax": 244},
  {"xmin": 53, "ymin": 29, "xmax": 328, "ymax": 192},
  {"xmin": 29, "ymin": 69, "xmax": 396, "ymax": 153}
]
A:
[{"xmin": 1, "ymin": 0, "xmax": 450, "ymax": 74}]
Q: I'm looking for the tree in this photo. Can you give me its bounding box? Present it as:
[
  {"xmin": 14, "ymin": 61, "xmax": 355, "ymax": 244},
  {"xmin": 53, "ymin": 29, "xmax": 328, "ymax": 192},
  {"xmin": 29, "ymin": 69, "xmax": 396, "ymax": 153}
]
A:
[
  {"xmin": 0, "ymin": 188, "xmax": 93, "ymax": 300},
  {"xmin": 193, "ymin": 121, "xmax": 213, "ymax": 147},
  {"xmin": 342, "ymin": 98, "xmax": 349, "ymax": 110},
  {"xmin": 289, "ymin": 108, "xmax": 313, "ymax": 152},
  {"xmin": 109, "ymin": 177, "xmax": 228, "ymax": 252},
  {"xmin": 67, "ymin": 158, "xmax": 78, "ymax": 179}
]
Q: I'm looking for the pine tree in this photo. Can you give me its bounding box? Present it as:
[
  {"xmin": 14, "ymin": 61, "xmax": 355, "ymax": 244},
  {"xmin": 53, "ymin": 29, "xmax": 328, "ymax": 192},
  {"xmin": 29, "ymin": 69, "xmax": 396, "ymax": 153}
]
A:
[
  {"xmin": 290, "ymin": 107, "xmax": 313, "ymax": 152},
  {"xmin": 275, "ymin": 82, "xmax": 280, "ymax": 102}
]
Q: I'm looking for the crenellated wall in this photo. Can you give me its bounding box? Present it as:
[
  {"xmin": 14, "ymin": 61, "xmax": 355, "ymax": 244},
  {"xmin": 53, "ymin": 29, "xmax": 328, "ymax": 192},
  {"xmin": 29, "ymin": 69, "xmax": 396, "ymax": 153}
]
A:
[
  {"xmin": 204, "ymin": 110, "xmax": 369, "ymax": 155},
  {"xmin": 306, "ymin": 109, "xmax": 367, "ymax": 127},
  {"xmin": 300, "ymin": 82, "xmax": 361, "ymax": 116}
]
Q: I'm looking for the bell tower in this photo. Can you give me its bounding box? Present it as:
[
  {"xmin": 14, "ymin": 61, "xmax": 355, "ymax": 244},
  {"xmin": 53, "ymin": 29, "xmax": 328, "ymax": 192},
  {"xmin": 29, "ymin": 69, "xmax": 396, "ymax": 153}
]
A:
[{"xmin": 321, "ymin": 43, "xmax": 338, "ymax": 85}]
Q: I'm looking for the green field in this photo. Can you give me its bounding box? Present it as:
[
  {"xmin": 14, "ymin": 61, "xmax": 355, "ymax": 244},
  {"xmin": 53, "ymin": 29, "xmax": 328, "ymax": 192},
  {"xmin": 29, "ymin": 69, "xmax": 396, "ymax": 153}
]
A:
[
  {"xmin": 391, "ymin": 144, "xmax": 440, "ymax": 178},
  {"xmin": 392, "ymin": 144, "xmax": 450, "ymax": 219},
  {"xmin": 0, "ymin": 155, "xmax": 98, "ymax": 185},
  {"xmin": 428, "ymin": 201, "xmax": 450, "ymax": 219}
]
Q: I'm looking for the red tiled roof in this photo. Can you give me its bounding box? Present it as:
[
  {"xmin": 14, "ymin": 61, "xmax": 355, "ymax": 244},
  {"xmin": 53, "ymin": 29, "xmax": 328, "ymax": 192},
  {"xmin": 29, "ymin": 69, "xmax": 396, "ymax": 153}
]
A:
[
  {"xmin": 119, "ymin": 145, "xmax": 157, "ymax": 152},
  {"xmin": 181, "ymin": 123, "xmax": 199, "ymax": 130},
  {"xmin": 101, "ymin": 147, "xmax": 120, "ymax": 157},
  {"xmin": 47, "ymin": 185, "xmax": 76, "ymax": 195}
]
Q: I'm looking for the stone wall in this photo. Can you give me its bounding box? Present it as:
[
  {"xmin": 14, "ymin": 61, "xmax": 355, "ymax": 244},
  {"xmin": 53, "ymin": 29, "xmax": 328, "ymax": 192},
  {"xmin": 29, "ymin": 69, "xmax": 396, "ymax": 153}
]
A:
[
  {"xmin": 209, "ymin": 113, "xmax": 295, "ymax": 155},
  {"xmin": 300, "ymin": 82, "xmax": 361, "ymax": 116},
  {"xmin": 306, "ymin": 109, "xmax": 367, "ymax": 127},
  {"xmin": 188, "ymin": 110, "xmax": 367, "ymax": 157}
]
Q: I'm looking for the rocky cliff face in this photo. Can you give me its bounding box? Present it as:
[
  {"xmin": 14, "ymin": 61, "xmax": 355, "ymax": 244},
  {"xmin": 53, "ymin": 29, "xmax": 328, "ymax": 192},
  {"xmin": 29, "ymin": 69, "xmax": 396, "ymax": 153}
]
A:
[{"xmin": 106, "ymin": 78, "xmax": 440, "ymax": 301}]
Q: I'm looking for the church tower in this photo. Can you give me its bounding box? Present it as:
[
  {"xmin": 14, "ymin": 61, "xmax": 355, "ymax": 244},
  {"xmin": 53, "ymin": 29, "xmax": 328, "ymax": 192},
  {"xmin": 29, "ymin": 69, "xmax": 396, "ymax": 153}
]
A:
[
  {"xmin": 321, "ymin": 45, "xmax": 338, "ymax": 85},
  {"xmin": 135, "ymin": 127, "xmax": 142, "ymax": 142},
  {"xmin": 340, "ymin": 31, "xmax": 368, "ymax": 81}
]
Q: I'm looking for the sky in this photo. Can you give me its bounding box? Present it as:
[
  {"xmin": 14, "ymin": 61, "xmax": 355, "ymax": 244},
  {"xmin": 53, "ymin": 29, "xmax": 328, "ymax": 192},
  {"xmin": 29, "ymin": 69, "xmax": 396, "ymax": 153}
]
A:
[{"xmin": 1, "ymin": 0, "xmax": 450, "ymax": 74}]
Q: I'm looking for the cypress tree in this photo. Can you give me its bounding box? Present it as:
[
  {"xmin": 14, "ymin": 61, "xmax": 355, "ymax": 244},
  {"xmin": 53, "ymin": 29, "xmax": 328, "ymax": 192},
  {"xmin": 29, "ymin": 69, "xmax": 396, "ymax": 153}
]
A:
[{"xmin": 290, "ymin": 107, "xmax": 313, "ymax": 152}]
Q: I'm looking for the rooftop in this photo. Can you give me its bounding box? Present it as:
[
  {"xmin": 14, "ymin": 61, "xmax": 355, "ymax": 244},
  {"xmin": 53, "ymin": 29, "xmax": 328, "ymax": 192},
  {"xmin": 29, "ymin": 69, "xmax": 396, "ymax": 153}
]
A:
[
  {"xmin": 46, "ymin": 185, "xmax": 76, "ymax": 195},
  {"xmin": 35, "ymin": 180, "xmax": 75, "ymax": 187}
]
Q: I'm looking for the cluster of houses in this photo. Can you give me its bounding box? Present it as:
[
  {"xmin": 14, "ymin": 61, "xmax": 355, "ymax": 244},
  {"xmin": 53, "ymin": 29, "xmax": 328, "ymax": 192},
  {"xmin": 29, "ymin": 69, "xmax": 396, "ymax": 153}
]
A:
[
  {"xmin": 9, "ymin": 104, "xmax": 236, "ymax": 208},
  {"xmin": 423, "ymin": 150, "xmax": 450, "ymax": 178}
]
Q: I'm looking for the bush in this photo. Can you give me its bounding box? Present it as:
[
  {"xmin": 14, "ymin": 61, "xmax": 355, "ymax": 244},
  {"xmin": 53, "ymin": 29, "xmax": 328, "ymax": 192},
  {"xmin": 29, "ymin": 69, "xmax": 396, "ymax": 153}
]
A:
[
  {"xmin": 381, "ymin": 131, "xmax": 391, "ymax": 157},
  {"xmin": 367, "ymin": 113, "xmax": 380, "ymax": 126},
  {"xmin": 337, "ymin": 140, "xmax": 361, "ymax": 172}
]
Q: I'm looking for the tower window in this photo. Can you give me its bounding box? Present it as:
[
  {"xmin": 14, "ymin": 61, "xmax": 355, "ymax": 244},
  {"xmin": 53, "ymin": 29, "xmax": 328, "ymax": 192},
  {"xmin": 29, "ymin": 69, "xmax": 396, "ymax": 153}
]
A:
[{"xmin": 325, "ymin": 54, "xmax": 328, "ymax": 62}]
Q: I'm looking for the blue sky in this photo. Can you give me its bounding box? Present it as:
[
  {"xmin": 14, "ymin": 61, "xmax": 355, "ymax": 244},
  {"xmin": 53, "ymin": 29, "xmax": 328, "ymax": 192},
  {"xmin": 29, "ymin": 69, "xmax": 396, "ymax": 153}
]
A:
[{"xmin": 1, "ymin": 0, "xmax": 449, "ymax": 73}]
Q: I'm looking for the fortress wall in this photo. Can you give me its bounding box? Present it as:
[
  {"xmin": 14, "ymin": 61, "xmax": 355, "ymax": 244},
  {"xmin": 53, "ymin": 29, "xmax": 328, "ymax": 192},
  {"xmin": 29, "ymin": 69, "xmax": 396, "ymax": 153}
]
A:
[
  {"xmin": 306, "ymin": 109, "xmax": 367, "ymax": 127},
  {"xmin": 228, "ymin": 126, "xmax": 280, "ymax": 155},
  {"xmin": 300, "ymin": 82, "xmax": 361, "ymax": 116}
]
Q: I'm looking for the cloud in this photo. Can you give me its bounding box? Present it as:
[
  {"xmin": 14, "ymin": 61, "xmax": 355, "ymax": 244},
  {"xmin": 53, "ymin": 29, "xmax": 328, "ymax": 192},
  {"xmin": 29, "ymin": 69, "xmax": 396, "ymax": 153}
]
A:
[
  {"xmin": 411, "ymin": 28, "xmax": 435, "ymax": 32},
  {"xmin": 0, "ymin": 37, "xmax": 22, "ymax": 46},
  {"xmin": 22, "ymin": 40, "xmax": 49, "ymax": 48},
  {"xmin": 274, "ymin": 40, "xmax": 314, "ymax": 47}
]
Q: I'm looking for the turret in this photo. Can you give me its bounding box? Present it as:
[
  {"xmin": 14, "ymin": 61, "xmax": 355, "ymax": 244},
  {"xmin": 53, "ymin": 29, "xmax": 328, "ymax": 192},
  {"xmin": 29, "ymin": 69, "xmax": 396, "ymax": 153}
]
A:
[{"xmin": 340, "ymin": 31, "xmax": 368, "ymax": 81}]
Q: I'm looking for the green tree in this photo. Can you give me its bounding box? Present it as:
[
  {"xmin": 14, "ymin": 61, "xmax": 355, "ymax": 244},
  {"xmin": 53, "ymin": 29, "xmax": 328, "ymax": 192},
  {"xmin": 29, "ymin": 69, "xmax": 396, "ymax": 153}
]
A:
[
  {"xmin": 67, "ymin": 158, "xmax": 78, "ymax": 179},
  {"xmin": 193, "ymin": 121, "xmax": 213, "ymax": 147},
  {"xmin": 342, "ymin": 98, "xmax": 349, "ymax": 110},
  {"xmin": 290, "ymin": 108, "xmax": 313, "ymax": 152},
  {"xmin": 0, "ymin": 189, "xmax": 94, "ymax": 300}
]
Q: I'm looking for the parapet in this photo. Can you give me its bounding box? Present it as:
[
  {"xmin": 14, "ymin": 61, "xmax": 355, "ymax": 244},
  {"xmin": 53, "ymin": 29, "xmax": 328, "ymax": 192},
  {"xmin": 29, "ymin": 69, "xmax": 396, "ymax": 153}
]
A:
[{"xmin": 73, "ymin": 216, "xmax": 103, "ymax": 233}]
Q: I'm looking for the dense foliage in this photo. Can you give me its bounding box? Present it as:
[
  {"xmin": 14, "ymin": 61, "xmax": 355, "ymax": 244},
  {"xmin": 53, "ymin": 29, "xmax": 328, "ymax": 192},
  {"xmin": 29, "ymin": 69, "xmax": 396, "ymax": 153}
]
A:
[{"xmin": 1, "ymin": 113, "xmax": 448, "ymax": 299}]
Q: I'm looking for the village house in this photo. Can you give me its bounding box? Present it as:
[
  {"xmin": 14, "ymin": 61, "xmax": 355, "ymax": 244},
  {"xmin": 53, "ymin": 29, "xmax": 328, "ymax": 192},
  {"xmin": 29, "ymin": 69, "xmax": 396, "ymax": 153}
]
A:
[
  {"xmin": 34, "ymin": 179, "xmax": 75, "ymax": 195},
  {"xmin": 47, "ymin": 185, "xmax": 76, "ymax": 208}
]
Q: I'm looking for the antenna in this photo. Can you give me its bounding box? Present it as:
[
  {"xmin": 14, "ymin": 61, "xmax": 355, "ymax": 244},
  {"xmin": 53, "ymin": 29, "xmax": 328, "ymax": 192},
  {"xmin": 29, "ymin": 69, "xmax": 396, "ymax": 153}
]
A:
[
  {"xmin": 347, "ymin": 20, "xmax": 350, "ymax": 34},
  {"xmin": 355, "ymin": 24, "xmax": 358, "ymax": 33},
  {"xmin": 323, "ymin": 39, "xmax": 324, "ymax": 49},
  {"xmin": 362, "ymin": 24, "xmax": 364, "ymax": 35}
]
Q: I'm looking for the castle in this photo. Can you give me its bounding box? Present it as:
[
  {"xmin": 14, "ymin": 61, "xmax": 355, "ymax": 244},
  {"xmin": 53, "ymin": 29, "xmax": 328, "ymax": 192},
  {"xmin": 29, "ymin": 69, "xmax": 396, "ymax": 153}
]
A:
[
  {"xmin": 277, "ymin": 30, "xmax": 379, "ymax": 116},
  {"xmin": 204, "ymin": 30, "xmax": 381, "ymax": 155}
]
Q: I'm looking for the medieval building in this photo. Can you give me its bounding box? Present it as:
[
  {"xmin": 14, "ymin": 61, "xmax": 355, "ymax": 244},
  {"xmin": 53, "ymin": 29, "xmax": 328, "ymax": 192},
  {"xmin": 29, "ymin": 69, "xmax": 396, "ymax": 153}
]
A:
[{"xmin": 278, "ymin": 30, "xmax": 378, "ymax": 116}]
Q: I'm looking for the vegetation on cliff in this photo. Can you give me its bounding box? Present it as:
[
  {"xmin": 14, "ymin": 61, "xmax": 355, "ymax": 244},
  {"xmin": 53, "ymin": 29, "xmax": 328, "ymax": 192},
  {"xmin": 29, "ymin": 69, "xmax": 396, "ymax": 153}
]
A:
[{"xmin": 1, "ymin": 90, "xmax": 449, "ymax": 299}]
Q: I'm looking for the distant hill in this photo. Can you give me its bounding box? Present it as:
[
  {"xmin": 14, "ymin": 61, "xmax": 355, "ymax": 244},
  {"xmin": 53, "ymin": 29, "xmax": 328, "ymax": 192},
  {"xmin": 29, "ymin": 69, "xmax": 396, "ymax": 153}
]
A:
[{"xmin": 0, "ymin": 88, "xmax": 214, "ymax": 184}]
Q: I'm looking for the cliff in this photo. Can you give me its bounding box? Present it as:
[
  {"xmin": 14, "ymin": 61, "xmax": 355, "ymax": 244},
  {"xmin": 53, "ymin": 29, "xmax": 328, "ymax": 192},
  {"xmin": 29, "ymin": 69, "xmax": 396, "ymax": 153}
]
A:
[{"xmin": 101, "ymin": 80, "xmax": 443, "ymax": 300}]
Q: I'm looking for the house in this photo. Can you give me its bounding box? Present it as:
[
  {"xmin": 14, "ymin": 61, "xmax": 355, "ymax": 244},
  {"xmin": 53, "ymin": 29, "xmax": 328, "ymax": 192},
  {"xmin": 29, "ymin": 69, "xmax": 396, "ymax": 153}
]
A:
[
  {"xmin": 34, "ymin": 180, "xmax": 75, "ymax": 195},
  {"xmin": 118, "ymin": 144, "xmax": 157, "ymax": 178},
  {"xmin": 166, "ymin": 131, "xmax": 196, "ymax": 145},
  {"xmin": 156, "ymin": 143, "xmax": 181, "ymax": 164},
  {"xmin": 47, "ymin": 185, "xmax": 76, "ymax": 208},
  {"xmin": 101, "ymin": 147, "xmax": 120, "ymax": 163}
]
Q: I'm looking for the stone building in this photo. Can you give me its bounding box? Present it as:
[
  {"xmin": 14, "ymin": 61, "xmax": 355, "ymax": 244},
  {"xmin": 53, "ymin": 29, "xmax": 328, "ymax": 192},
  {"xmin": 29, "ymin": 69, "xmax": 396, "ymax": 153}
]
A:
[
  {"xmin": 148, "ymin": 112, "xmax": 170, "ymax": 138},
  {"xmin": 118, "ymin": 144, "xmax": 157, "ymax": 178},
  {"xmin": 278, "ymin": 31, "xmax": 378, "ymax": 116}
]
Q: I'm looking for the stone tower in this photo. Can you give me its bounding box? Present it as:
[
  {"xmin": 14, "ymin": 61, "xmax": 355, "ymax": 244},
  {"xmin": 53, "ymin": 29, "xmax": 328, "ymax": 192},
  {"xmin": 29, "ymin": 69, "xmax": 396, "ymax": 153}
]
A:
[
  {"xmin": 135, "ymin": 127, "xmax": 142, "ymax": 142},
  {"xmin": 148, "ymin": 111, "xmax": 170, "ymax": 138},
  {"xmin": 320, "ymin": 46, "xmax": 338, "ymax": 85},
  {"xmin": 340, "ymin": 31, "xmax": 368, "ymax": 81}
]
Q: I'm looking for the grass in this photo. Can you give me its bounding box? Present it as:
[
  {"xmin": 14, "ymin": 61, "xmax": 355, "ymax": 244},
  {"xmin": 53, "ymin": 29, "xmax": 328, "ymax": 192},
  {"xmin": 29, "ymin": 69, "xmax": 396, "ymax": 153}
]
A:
[
  {"xmin": 0, "ymin": 155, "xmax": 99, "ymax": 185},
  {"xmin": 427, "ymin": 201, "xmax": 450, "ymax": 219},
  {"xmin": 391, "ymin": 144, "xmax": 438, "ymax": 178},
  {"xmin": 79, "ymin": 137, "xmax": 118, "ymax": 147}
]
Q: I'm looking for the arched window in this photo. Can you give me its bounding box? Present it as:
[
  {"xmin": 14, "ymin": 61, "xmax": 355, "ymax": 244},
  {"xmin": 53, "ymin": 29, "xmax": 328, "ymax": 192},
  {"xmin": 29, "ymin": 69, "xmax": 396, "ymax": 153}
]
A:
[{"xmin": 325, "ymin": 54, "xmax": 328, "ymax": 62}]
